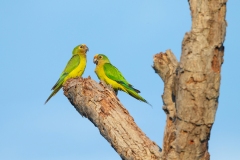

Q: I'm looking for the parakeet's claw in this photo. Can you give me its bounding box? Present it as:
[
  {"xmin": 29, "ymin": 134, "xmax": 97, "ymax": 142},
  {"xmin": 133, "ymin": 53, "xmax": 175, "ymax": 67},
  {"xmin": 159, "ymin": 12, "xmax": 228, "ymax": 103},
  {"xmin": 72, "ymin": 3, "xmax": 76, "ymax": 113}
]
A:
[{"xmin": 114, "ymin": 89, "xmax": 118, "ymax": 95}]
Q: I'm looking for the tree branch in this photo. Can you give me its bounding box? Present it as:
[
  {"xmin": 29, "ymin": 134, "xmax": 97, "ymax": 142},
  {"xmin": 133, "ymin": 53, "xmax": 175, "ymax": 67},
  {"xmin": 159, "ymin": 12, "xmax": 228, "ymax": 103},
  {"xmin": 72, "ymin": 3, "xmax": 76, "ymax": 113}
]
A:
[
  {"xmin": 152, "ymin": 50, "xmax": 178, "ymax": 159},
  {"xmin": 63, "ymin": 77, "xmax": 162, "ymax": 160},
  {"xmin": 153, "ymin": 50, "xmax": 178, "ymax": 119}
]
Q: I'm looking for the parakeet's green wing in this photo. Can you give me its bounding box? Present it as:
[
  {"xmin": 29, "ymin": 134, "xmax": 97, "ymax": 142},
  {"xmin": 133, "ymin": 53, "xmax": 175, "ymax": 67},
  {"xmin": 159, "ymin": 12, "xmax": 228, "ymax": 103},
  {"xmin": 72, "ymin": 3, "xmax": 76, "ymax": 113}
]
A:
[
  {"xmin": 103, "ymin": 63, "xmax": 140, "ymax": 93},
  {"xmin": 62, "ymin": 54, "xmax": 80, "ymax": 73},
  {"xmin": 103, "ymin": 63, "xmax": 128, "ymax": 83},
  {"xmin": 52, "ymin": 54, "xmax": 80, "ymax": 90}
]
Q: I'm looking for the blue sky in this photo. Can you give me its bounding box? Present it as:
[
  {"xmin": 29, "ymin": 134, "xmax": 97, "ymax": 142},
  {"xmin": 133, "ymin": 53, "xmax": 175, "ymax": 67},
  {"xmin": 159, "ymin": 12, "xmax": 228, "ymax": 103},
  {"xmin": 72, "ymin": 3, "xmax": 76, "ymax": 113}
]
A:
[{"xmin": 0, "ymin": 0, "xmax": 239, "ymax": 159}]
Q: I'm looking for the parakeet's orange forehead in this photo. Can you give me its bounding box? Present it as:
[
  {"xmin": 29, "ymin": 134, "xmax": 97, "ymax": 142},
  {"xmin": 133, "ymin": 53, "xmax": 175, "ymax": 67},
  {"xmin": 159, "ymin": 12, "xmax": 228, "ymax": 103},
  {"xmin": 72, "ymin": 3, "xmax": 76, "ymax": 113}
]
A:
[{"xmin": 94, "ymin": 54, "xmax": 99, "ymax": 59}]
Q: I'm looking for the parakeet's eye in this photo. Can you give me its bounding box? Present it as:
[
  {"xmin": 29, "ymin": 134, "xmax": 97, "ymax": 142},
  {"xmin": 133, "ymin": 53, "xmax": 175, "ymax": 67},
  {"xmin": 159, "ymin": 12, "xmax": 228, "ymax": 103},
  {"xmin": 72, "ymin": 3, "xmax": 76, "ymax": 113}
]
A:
[
  {"xmin": 99, "ymin": 56, "xmax": 103, "ymax": 59},
  {"xmin": 79, "ymin": 45, "xmax": 83, "ymax": 48}
]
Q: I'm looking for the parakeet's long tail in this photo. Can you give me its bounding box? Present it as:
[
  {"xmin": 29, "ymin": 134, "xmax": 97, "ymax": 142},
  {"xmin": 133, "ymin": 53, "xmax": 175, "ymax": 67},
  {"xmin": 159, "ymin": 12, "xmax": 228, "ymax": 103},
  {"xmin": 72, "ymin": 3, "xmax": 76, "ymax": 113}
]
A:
[
  {"xmin": 125, "ymin": 88, "xmax": 152, "ymax": 106},
  {"xmin": 44, "ymin": 86, "xmax": 62, "ymax": 104},
  {"xmin": 45, "ymin": 73, "xmax": 66, "ymax": 104}
]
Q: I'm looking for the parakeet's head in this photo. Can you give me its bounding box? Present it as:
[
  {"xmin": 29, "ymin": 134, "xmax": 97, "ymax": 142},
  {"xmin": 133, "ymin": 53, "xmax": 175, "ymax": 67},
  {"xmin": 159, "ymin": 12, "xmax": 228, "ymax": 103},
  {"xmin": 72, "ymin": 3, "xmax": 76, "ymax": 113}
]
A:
[
  {"xmin": 72, "ymin": 44, "xmax": 89, "ymax": 54},
  {"xmin": 93, "ymin": 54, "xmax": 110, "ymax": 65}
]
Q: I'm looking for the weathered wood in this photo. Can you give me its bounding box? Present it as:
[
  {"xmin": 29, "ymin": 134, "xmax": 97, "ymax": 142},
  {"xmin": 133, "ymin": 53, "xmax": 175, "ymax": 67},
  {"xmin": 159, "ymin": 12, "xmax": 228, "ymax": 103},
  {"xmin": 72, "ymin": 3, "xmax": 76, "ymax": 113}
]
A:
[
  {"xmin": 153, "ymin": 50, "xmax": 178, "ymax": 119},
  {"xmin": 153, "ymin": 50, "xmax": 178, "ymax": 160},
  {"xmin": 63, "ymin": 77, "xmax": 162, "ymax": 160},
  {"xmin": 153, "ymin": 0, "xmax": 227, "ymax": 159}
]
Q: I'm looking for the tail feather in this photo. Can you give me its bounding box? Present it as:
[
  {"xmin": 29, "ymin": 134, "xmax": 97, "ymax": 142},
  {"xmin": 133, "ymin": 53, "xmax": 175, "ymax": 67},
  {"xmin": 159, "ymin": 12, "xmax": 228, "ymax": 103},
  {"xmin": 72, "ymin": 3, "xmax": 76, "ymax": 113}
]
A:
[
  {"xmin": 128, "ymin": 84, "xmax": 140, "ymax": 93},
  {"xmin": 125, "ymin": 87, "xmax": 152, "ymax": 106},
  {"xmin": 46, "ymin": 74, "xmax": 66, "ymax": 104},
  {"xmin": 45, "ymin": 85, "xmax": 62, "ymax": 104},
  {"xmin": 132, "ymin": 87, "xmax": 140, "ymax": 93},
  {"xmin": 52, "ymin": 73, "xmax": 67, "ymax": 90},
  {"xmin": 117, "ymin": 81, "xmax": 151, "ymax": 106},
  {"xmin": 117, "ymin": 81, "xmax": 141, "ymax": 93}
]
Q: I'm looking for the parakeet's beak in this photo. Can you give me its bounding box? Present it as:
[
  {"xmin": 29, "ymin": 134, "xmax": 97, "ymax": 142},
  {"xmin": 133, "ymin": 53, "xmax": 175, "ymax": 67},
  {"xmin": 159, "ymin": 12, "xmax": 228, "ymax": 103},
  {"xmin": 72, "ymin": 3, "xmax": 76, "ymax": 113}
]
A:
[
  {"xmin": 82, "ymin": 44, "xmax": 89, "ymax": 53},
  {"xmin": 93, "ymin": 54, "xmax": 98, "ymax": 64},
  {"xmin": 86, "ymin": 46, "xmax": 89, "ymax": 52},
  {"xmin": 80, "ymin": 44, "xmax": 89, "ymax": 53}
]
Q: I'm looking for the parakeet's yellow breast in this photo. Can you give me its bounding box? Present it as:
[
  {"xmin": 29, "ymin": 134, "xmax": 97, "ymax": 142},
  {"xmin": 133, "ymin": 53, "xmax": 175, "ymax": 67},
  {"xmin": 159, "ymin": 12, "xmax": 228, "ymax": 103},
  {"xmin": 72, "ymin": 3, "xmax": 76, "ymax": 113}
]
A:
[{"xmin": 63, "ymin": 54, "xmax": 86, "ymax": 84}]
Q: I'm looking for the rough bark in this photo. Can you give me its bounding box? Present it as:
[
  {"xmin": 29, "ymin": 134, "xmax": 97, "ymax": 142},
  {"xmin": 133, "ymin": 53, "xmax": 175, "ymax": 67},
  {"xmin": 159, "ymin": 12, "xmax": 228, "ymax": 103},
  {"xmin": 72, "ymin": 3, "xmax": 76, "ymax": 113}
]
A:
[
  {"xmin": 153, "ymin": 0, "xmax": 227, "ymax": 159},
  {"xmin": 63, "ymin": 77, "xmax": 162, "ymax": 160},
  {"xmin": 153, "ymin": 50, "xmax": 178, "ymax": 159}
]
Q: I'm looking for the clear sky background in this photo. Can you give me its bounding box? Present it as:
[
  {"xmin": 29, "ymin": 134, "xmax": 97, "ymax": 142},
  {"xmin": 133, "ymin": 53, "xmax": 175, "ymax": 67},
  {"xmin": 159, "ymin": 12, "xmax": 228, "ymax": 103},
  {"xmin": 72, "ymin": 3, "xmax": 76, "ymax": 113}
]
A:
[{"xmin": 0, "ymin": 1, "xmax": 239, "ymax": 160}]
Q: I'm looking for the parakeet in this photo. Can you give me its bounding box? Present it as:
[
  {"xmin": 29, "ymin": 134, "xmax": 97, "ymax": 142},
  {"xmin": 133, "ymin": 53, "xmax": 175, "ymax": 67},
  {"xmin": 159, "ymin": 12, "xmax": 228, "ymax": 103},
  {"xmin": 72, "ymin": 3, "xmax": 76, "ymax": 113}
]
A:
[
  {"xmin": 45, "ymin": 44, "xmax": 89, "ymax": 104},
  {"xmin": 93, "ymin": 54, "xmax": 150, "ymax": 105}
]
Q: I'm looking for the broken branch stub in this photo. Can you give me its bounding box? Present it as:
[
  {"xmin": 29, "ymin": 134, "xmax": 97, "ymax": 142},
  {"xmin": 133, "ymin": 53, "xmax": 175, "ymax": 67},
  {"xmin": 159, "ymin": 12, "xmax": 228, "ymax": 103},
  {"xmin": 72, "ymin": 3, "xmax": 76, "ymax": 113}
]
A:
[
  {"xmin": 153, "ymin": 50, "xmax": 179, "ymax": 159},
  {"xmin": 153, "ymin": 50, "xmax": 178, "ymax": 119}
]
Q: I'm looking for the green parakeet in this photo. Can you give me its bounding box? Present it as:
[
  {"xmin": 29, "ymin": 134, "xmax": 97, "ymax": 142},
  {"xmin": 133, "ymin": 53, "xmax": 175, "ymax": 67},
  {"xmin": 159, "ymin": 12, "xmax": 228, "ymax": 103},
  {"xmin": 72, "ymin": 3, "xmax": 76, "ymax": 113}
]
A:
[
  {"xmin": 93, "ymin": 54, "xmax": 150, "ymax": 105},
  {"xmin": 45, "ymin": 44, "xmax": 89, "ymax": 104}
]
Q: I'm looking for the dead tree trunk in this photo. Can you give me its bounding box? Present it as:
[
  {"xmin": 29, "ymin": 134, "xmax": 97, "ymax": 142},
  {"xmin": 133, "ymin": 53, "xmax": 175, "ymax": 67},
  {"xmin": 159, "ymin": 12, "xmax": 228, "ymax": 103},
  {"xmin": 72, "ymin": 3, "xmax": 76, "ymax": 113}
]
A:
[
  {"xmin": 153, "ymin": 0, "xmax": 227, "ymax": 159},
  {"xmin": 63, "ymin": 0, "xmax": 227, "ymax": 159}
]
